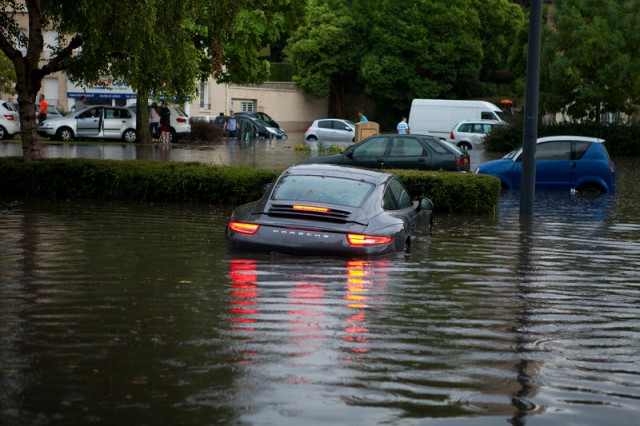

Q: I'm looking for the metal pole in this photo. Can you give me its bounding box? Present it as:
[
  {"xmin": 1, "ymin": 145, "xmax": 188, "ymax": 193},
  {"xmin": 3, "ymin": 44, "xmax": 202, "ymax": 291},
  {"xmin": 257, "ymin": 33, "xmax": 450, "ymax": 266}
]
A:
[{"xmin": 520, "ymin": 0, "xmax": 543, "ymax": 216}]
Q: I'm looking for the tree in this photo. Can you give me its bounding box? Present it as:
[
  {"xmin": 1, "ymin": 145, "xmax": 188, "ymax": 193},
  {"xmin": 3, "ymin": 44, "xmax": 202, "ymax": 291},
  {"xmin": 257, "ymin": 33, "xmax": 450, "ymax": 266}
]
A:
[
  {"xmin": 0, "ymin": 0, "xmax": 250, "ymax": 160},
  {"xmin": 540, "ymin": 0, "xmax": 640, "ymax": 122},
  {"xmin": 288, "ymin": 0, "xmax": 358, "ymax": 118}
]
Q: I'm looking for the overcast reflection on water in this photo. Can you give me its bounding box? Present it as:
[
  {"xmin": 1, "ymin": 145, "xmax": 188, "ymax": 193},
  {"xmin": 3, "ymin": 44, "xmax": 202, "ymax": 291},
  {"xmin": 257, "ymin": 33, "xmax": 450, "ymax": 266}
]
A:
[{"xmin": 1, "ymin": 140, "xmax": 639, "ymax": 426}]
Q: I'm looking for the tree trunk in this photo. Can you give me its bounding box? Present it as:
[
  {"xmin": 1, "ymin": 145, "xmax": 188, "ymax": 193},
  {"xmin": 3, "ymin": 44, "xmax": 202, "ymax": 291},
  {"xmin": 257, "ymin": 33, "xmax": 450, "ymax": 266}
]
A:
[
  {"xmin": 330, "ymin": 77, "xmax": 345, "ymax": 118},
  {"xmin": 135, "ymin": 91, "xmax": 151, "ymax": 143}
]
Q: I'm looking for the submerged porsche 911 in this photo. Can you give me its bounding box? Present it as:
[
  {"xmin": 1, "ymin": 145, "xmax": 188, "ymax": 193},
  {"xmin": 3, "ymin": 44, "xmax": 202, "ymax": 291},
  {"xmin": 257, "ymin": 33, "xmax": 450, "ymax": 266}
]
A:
[{"xmin": 226, "ymin": 164, "xmax": 434, "ymax": 256}]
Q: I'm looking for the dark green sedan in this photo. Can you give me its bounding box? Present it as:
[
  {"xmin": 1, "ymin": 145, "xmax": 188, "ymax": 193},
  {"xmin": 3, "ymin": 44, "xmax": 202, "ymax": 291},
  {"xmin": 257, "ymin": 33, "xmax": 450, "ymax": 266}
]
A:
[{"xmin": 302, "ymin": 134, "xmax": 470, "ymax": 172}]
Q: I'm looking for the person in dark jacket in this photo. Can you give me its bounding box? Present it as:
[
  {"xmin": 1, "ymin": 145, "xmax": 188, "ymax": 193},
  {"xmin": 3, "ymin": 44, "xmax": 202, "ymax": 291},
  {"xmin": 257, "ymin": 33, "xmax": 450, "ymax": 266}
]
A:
[{"xmin": 159, "ymin": 102, "xmax": 171, "ymax": 143}]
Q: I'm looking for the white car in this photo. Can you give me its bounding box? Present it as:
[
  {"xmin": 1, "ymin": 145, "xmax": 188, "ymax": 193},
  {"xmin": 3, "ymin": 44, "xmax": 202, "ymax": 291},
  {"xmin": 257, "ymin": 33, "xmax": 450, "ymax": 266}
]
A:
[
  {"xmin": 449, "ymin": 119, "xmax": 504, "ymax": 150},
  {"xmin": 0, "ymin": 100, "xmax": 21, "ymax": 139},
  {"xmin": 127, "ymin": 103, "xmax": 191, "ymax": 142},
  {"xmin": 304, "ymin": 118, "xmax": 356, "ymax": 142},
  {"xmin": 38, "ymin": 106, "xmax": 137, "ymax": 142}
]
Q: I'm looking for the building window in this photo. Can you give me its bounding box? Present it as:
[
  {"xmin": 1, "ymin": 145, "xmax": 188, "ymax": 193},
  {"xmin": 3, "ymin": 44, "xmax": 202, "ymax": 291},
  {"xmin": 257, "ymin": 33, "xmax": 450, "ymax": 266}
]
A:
[
  {"xmin": 240, "ymin": 101, "xmax": 254, "ymax": 112},
  {"xmin": 199, "ymin": 82, "xmax": 209, "ymax": 110}
]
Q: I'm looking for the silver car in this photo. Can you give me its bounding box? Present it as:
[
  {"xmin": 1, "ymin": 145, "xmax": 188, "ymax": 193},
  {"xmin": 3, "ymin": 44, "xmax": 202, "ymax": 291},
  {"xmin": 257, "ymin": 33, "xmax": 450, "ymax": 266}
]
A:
[
  {"xmin": 304, "ymin": 118, "xmax": 356, "ymax": 142},
  {"xmin": 448, "ymin": 119, "xmax": 503, "ymax": 150},
  {"xmin": 38, "ymin": 106, "xmax": 137, "ymax": 142}
]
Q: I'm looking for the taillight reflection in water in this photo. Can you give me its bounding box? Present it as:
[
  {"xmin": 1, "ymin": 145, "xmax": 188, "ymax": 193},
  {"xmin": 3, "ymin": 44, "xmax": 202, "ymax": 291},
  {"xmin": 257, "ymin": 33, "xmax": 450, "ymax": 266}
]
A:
[{"xmin": 228, "ymin": 259, "xmax": 259, "ymax": 332}]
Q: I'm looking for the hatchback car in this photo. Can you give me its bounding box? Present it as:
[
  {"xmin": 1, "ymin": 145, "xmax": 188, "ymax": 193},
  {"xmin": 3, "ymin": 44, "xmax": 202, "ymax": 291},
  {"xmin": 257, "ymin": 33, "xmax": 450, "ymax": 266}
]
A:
[
  {"xmin": 0, "ymin": 100, "xmax": 20, "ymax": 140},
  {"xmin": 226, "ymin": 164, "xmax": 433, "ymax": 256},
  {"xmin": 236, "ymin": 111, "xmax": 281, "ymax": 129},
  {"xmin": 215, "ymin": 115, "xmax": 287, "ymax": 139},
  {"xmin": 449, "ymin": 119, "xmax": 503, "ymax": 150},
  {"xmin": 126, "ymin": 103, "xmax": 191, "ymax": 142},
  {"xmin": 474, "ymin": 135, "xmax": 617, "ymax": 194},
  {"xmin": 302, "ymin": 134, "xmax": 470, "ymax": 172},
  {"xmin": 304, "ymin": 118, "xmax": 356, "ymax": 142},
  {"xmin": 38, "ymin": 106, "xmax": 137, "ymax": 142}
]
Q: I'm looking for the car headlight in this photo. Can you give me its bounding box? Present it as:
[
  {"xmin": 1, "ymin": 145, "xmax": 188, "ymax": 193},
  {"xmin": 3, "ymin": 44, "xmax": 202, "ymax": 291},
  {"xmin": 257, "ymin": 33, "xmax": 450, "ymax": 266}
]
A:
[{"xmin": 266, "ymin": 127, "xmax": 279, "ymax": 134}]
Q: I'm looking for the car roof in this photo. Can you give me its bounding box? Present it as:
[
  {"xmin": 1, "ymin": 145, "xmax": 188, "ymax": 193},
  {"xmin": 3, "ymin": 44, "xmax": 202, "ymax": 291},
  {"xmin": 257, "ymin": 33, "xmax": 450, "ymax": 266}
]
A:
[
  {"xmin": 454, "ymin": 119, "xmax": 503, "ymax": 125},
  {"xmin": 537, "ymin": 135, "xmax": 605, "ymax": 144},
  {"xmin": 284, "ymin": 164, "xmax": 393, "ymax": 185}
]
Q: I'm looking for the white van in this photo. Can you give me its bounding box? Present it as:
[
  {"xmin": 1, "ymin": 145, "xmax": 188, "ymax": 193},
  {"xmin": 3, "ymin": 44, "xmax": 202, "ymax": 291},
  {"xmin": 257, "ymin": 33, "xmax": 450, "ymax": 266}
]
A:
[{"xmin": 408, "ymin": 99, "xmax": 505, "ymax": 139}]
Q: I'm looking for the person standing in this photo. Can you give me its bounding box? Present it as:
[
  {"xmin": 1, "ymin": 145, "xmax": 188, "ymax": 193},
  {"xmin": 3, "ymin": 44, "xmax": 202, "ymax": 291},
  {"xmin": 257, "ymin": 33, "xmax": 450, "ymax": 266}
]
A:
[
  {"xmin": 159, "ymin": 102, "xmax": 171, "ymax": 143},
  {"xmin": 223, "ymin": 110, "xmax": 237, "ymax": 138},
  {"xmin": 149, "ymin": 102, "xmax": 161, "ymax": 142},
  {"xmin": 358, "ymin": 110, "xmax": 368, "ymax": 122},
  {"xmin": 75, "ymin": 95, "xmax": 89, "ymax": 111},
  {"xmin": 397, "ymin": 117, "xmax": 409, "ymax": 134},
  {"xmin": 38, "ymin": 94, "xmax": 48, "ymax": 124}
]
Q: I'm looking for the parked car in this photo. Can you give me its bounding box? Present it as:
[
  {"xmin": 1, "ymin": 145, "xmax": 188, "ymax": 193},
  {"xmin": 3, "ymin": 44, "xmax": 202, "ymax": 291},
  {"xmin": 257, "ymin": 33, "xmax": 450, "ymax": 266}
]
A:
[
  {"xmin": 302, "ymin": 134, "xmax": 470, "ymax": 172},
  {"xmin": 449, "ymin": 119, "xmax": 503, "ymax": 150},
  {"xmin": 38, "ymin": 106, "xmax": 138, "ymax": 142},
  {"xmin": 0, "ymin": 100, "xmax": 20, "ymax": 139},
  {"xmin": 226, "ymin": 164, "xmax": 434, "ymax": 256},
  {"xmin": 215, "ymin": 114, "xmax": 287, "ymax": 139},
  {"xmin": 474, "ymin": 135, "xmax": 617, "ymax": 194},
  {"xmin": 304, "ymin": 118, "xmax": 356, "ymax": 142},
  {"xmin": 236, "ymin": 111, "xmax": 281, "ymax": 129},
  {"xmin": 126, "ymin": 103, "xmax": 191, "ymax": 142}
]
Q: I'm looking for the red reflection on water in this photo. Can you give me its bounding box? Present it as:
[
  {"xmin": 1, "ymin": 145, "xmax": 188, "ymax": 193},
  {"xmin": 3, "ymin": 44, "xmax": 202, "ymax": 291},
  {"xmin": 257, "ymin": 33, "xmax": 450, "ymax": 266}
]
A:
[
  {"xmin": 228, "ymin": 260, "xmax": 260, "ymax": 332},
  {"xmin": 343, "ymin": 260, "xmax": 390, "ymax": 359}
]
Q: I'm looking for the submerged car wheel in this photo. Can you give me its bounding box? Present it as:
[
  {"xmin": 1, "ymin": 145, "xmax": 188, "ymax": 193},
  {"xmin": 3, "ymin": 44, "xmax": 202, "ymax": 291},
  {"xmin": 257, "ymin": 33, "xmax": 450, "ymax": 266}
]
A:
[
  {"xmin": 307, "ymin": 135, "xmax": 318, "ymax": 141},
  {"xmin": 458, "ymin": 141, "xmax": 472, "ymax": 151},
  {"xmin": 168, "ymin": 128, "xmax": 176, "ymax": 143},
  {"xmin": 57, "ymin": 127, "xmax": 74, "ymax": 141},
  {"xmin": 576, "ymin": 183, "xmax": 606, "ymax": 196},
  {"xmin": 123, "ymin": 129, "xmax": 137, "ymax": 143},
  {"xmin": 0, "ymin": 126, "xmax": 7, "ymax": 140}
]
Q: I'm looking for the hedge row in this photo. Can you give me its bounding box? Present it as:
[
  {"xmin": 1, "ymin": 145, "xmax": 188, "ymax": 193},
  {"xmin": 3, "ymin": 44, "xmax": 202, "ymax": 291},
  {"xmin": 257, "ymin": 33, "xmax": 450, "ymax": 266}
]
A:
[
  {"xmin": 486, "ymin": 118, "xmax": 640, "ymax": 156},
  {"xmin": 0, "ymin": 158, "xmax": 501, "ymax": 215}
]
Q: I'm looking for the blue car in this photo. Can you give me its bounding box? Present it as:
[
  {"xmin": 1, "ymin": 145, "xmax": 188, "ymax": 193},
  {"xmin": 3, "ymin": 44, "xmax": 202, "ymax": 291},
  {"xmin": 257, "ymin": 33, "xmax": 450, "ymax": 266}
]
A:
[{"xmin": 475, "ymin": 135, "xmax": 617, "ymax": 194}]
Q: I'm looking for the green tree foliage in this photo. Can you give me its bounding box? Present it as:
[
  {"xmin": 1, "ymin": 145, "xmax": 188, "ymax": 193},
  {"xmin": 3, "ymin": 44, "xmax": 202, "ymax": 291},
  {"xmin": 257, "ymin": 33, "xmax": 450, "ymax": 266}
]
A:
[
  {"xmin": 288, "ymin": 0, "xmax": 358, "ymax": 117},
  {"xmin": 289, "ymin": 0, "xmax": 526, "ymax": 125},
  {"xmin": 540, "ymin": 0, "xmax": 640, "ymax": 122},
  {"xmin": 0, "ymin": 51, "xmax": 16, "ymax": 95}
]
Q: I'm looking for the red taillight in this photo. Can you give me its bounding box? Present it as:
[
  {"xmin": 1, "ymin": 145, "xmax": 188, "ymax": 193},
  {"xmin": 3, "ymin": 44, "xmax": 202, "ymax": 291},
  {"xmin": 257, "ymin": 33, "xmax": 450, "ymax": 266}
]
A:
[
  {"xmin": 4, "ymin": 114, "xmax": 14, "ymax": 121},
  {"xmin": 177, "ymin": 117, "xmax": 187, "ymax": 123},
  {"xmin": 347, "ymin": 234, "xmax": 393, "ymax": 246},
  {"xmin": 292, "ymin": 205, "xmax": 330, "ymax": 213},
  {"xmin": 450, "ymin": 131, "xmax": 454, "ymax": 140},
  {"xmin": 306, "ymin": 127, "xmax": 310, "ymax": 132},
  {"xmin": 229, "ymin": 222, "xmax": 260, "ymax": 235},
  {"xmin": 454, "ymin": 156, "xmax": 470, "ymax": 168}
]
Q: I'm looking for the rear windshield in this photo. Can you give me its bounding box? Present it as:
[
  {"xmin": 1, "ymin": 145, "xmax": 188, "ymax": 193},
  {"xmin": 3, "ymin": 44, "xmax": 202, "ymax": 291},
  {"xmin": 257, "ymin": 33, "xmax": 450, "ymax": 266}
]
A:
[{"xmin": 272, "ymin": 175, "xmax": 374, "ymax": 207}]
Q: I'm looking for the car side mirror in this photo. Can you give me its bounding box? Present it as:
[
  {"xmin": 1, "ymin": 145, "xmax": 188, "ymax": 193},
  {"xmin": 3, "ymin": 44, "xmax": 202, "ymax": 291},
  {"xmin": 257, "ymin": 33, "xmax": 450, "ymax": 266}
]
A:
[
  {"xmin": 416, "ymin": 197, "xmax": 433, "ymax": 212},
  {"xmin": 346, "ymin": 127, "xmax": 353, "ymax": 132},
  {"xmin": 346, "ymin": 151, "xmax": 354, "ymax": 159}
]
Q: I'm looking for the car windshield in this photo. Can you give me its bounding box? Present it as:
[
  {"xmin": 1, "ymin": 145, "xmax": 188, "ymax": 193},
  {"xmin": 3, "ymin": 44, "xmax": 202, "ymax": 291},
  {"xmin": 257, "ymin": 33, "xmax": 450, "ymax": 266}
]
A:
[
  {"xmin": 272, "ymin": 175, "xmax": 374, "ymax": 207},
  {"xmin": 503, "ymin": 147, "xmax": 522, "ymax": 160},
  {"xmin": 253, "ymin": 118, "xmax": 271, "ymax": 127}
]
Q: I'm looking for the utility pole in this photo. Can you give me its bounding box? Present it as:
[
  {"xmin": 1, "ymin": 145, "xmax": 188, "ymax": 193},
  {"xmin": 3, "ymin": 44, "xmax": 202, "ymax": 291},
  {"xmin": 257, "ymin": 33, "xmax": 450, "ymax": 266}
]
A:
[{"xmin": 520, "ymin": 0, "xmax": 543, "ymax": 216}]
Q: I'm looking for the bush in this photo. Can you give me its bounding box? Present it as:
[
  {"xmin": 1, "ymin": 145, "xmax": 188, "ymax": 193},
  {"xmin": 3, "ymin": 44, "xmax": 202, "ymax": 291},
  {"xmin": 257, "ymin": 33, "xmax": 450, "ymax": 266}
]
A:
[
  {"xmin": 188, "ymin": 119, "xmax": 225, "ymax": 142},
  {"xmin": 0, "ymin": 158, "xmax": 501, "ymax": 215},
  {"xmin": 485, "ymin": 118, "xmax": 640, "ymax": 156}
]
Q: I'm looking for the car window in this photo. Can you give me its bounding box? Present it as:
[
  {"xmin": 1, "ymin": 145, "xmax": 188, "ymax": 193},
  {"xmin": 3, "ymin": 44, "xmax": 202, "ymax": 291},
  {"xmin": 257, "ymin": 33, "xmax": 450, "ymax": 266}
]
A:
[
  {"xmin": 458, "ymin": 123, "xmax": 472, "ymax": 132},
  {"xmin": 332, "ymin": 120, "xmax": 349, "ymax": 130},
  {"xmin": 78, "ymin": 108, "xmax": 100, "ymax": 119},
  {"xmin": 481, "ymin": 111, "xmax": 495, "ymax": 120},
  {"xmin": 352, "ymin": 136, "xmax": 389, "ymax": 158},
  {"xmin": 573, "ymin": 141, "xmax": 591, "ymax": 159},
  {"xmin": 390, "ymin": 137, "xmax": 425, "ymax": 156},
  {"xmin": 537, "ymin": 141, "xmax": 572, "ymax": 160},
  {"xmin": 383, "ymin": 179, "xmax": 413, "ymax": 210},
  {"xmin": 105, "ymin": 108, "xmax": 129, "ymax": 119},
  {"xmin": 422, "ymin": 137, "xmax": 449, "ymax": 155},
  {"xmin": 318, "ymin": 120, "xmax": 332, "ymax": 129},
  {"xmin": 271, "ymin": 175, "xmax": 374, "ymax": 208}
]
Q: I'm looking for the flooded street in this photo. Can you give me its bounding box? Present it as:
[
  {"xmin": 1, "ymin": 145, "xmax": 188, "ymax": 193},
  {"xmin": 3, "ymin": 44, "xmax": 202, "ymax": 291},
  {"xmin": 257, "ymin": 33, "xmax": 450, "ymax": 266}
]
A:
[{"xmin": 1, "ymin": 137, "xmax": 639, "ymax": 425}]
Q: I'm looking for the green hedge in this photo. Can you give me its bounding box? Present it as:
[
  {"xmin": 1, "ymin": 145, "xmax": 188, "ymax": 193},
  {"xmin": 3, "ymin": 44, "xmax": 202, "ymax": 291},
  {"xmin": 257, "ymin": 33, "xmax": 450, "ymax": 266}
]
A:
[
  {"xmin": 486, "ymin": 117, "xmax": 640, "ymax": 156},
  {"xmin": 0, "ymin": 158, "xmax": 501, "ymax": 214}
]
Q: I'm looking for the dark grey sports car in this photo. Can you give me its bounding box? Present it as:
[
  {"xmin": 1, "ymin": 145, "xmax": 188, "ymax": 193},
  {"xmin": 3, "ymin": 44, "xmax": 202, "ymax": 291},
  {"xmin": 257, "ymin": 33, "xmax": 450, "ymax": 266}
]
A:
[{"xmin": 226, "ymin": 164, "xmax": 433, "ymax": 256}]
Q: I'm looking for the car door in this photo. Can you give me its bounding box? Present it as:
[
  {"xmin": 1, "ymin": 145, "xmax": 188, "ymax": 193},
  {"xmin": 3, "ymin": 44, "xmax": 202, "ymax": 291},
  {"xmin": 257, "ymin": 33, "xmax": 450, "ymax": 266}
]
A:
[
  {"xmin": 534, "ymin": 141, "xmax": 574, "ymax": 189},
  {"xmin": 76, "ymin": 107, "xmax": 102, "ymax": 138},
  {"xmin": 385, "ymin": 136, "xmax": 431, "ymax": 169},
  {"xmin": 332, "ymin": 120, "xmax": 354, "ymax": 142},
  {"xmin": 316, "ymin": 120, "xmax": 335, "ymax": 141},
  {"xmin": 421, "ymin": 136, "xmax": 459, "ymax": 170},
  {"xmin": 382, "ymin": 179, "xmax": 417, "ymax": 241},
  {"xmin": 345, "ymin": 135, "xmax": 391, "ymax": 169},
  {"xmin": 103, "ymin": 108, "xmax": 130, "ymax": 139}
]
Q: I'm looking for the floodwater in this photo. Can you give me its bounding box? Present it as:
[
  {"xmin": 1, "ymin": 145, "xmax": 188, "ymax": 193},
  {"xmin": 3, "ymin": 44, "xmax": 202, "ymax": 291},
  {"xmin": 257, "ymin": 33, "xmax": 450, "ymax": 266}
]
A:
[{"xmin": 1, "ymin": 137, "xmax": 639, "ymax": 425}]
